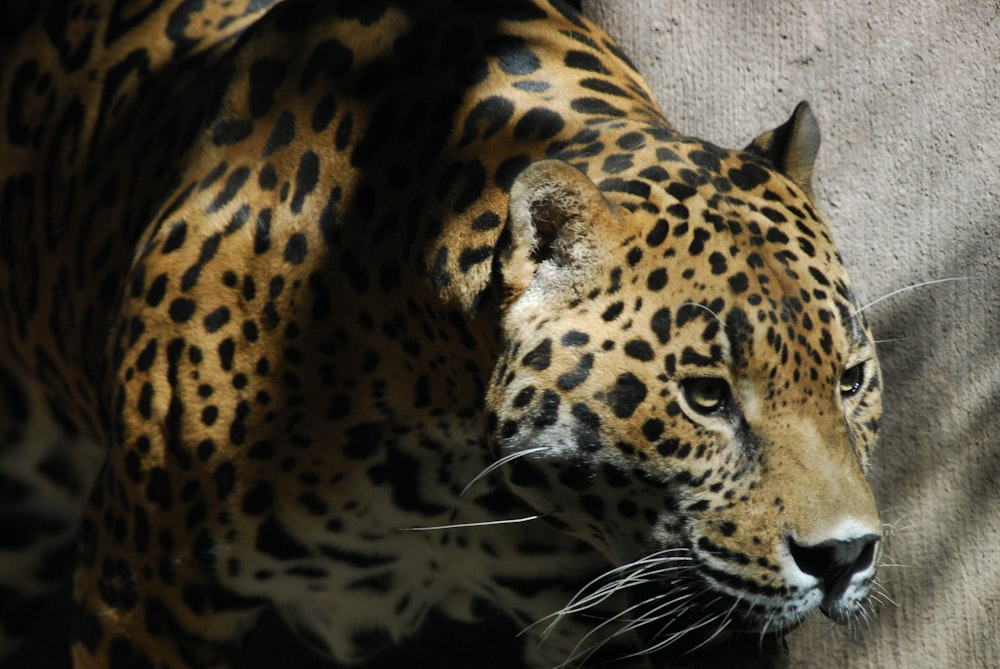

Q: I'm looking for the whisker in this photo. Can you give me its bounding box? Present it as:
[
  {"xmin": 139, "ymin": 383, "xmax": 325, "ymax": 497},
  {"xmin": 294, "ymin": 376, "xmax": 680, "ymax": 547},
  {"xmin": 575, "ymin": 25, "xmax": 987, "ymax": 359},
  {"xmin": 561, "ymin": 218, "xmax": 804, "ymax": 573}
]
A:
[
  {"xmin": 460, "ymin": 446, "xmax": 548, "ymax": 496},
  {"xmin": 871, "ymin": 582, "xmax": 900, "ymax": 608},
  {"xmin": 854, "ymin": 276, "xmax": 965, "ymax": 316},
  {"xmin": 680, "ymin": 301, "xmax": 726, "ymax": 326},
  {"xmin": 398, "ymin": 515, "xmax": 541, "ymax": 531},
  {"xmin": 536, "ymin": 550, "xmax": 692, "ymax": 623}
]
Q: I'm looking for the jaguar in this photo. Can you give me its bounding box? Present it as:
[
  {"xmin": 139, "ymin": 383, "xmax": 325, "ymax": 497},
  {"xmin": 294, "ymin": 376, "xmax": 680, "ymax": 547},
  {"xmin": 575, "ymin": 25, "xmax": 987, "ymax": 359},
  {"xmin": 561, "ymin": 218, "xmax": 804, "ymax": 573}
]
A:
[{"xmin": 0, "ymin": 0, "xmax": 884, "ymax": 667}]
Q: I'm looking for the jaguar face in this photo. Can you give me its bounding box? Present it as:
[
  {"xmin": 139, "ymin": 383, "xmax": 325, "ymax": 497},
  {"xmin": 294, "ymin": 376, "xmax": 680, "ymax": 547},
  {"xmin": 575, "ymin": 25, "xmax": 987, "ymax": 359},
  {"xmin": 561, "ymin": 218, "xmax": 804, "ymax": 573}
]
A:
[{"xmin": 486, "ymin": 149, "xmax": 882, "ymax": 658}]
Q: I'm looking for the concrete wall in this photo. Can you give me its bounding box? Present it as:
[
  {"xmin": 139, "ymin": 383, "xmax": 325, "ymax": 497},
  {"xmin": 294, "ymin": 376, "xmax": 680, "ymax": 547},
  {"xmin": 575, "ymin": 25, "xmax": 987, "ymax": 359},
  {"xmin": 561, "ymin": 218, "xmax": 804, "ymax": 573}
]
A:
[{"xmin": 582, "ymin": 1, "xmax": 1000, "ymax": 667}]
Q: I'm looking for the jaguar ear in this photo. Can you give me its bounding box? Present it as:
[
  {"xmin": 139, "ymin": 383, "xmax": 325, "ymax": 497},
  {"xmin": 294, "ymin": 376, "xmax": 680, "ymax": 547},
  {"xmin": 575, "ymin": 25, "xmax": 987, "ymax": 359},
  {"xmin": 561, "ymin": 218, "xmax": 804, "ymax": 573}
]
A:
[
  {"xmin": 745, "ymin": 101, "xmax": 821, "ymax": 198},
  {"xmin": 503, "ymin": 159, "xmax": 617, "ymax": 297}
]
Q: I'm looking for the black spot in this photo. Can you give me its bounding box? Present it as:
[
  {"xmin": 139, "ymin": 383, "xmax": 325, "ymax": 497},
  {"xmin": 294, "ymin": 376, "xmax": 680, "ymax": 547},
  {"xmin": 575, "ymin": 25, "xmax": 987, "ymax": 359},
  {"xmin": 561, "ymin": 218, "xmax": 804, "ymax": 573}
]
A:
[
  {"xmin": 203, "ymin": 306, "xmax": 230, "ymax": 333},
  {"xmin": 135, "ymin": 339, "xmax": 157, "ymax": 372},
  {"xmin": 218, "ymin": 338, "xmax": 236, "ymax": 371},
  {"xmin": 689, "ymin": 150, "xmax": 721, "ymax": 173},
  {"xmin": 513, "ymin": 386, "xmax": 536, "ymax": 408},
  {"xmin": 500, "ymin": 420, "xmax": 519, "ymax": 439},
  {"xmin": 211, "ymin": 119, "xmax": 253, "ymax": 145},
  {"xmin": 335, "ymin": 111, "xmax": 353, "ymax": 150},
  {"xmin": 458, "ymin": 246, "xmax": 492, "ymax": 273},
  {"xmin": 487, "ymin": 34, "xmax": 539, "ymax": 74},
  {"xmin": 207, "ymin": 166, "xmax": 251, "ymax": 213},
  {"xmin": 561, "ymin": 330, "xmax": 590, "ymax": 347},
  {"xmin": 515, "ymin": 107, "xmax": 565, "ymax": 140},
  {"xmin": 472, "ymin": 211, "xmax": 501, "ymax": 231},
  {"xmin": 300, "ymin": 38, "xmax": 353, "ymax": 92},
  {"xmin": 607, "ymin": 372, "xmax": 647, "ymax": 418},
  {"xmin": 256, "ymin": 516, "xmax": 308, "ymax": 559},
  {"xmin": 564, "ymin": 50, "xmax": 609, "ymax": 74},
  {"xmin": 598, "ymin": 177, "xmax": 650, "ymax": 198},
  {"xmin": 291, "ymin": 151, "xmax": 319, "ymax": 214},
  {"xmin": 495, "ymin": 154, "xmax": 532, "ymax": 192},
  {"xmin": 137, "ymin": 383, "xmax": 154, "ymax": 419},
  {"xmin": 558, "ymin": 461, "xmax": 594, "ymax": 491},
  {"xmin": 533, "ymin": 390, "xmax": 560, "ymax": 428},
  {"xmin": 146, "ymin": 274, "xmax": 168, "ymax": 307},
  {"xmin": 248, "ymin": 58, "xmax": 287, "ymax": 118},
  {"xmin": 688, "ymin": 228, "xmax": 711, "ymax": 255},
  {"xmin": 284, "ymin": 233, "xmax": 308, "ymax": 264},
  {"xmin": 650, "ymin": 307, "xmax": 672, "ymax": 344},
  {"xmin": 642, "ymin": 418, "xmax": 664, "ymax": 441},
  {"xmin": 646, "ymin": 268, "xmax": 668, "ymax": 291},
  {"xmin": 312, "ymin": 94, "xmax": 338, "ymax": 132},
  {"xmin": 729, "ymin": 163, "xmax": 770, "ymax": 191},
  {"xmin": 602, "ymin": 301, "xmax": 624, "ymax": 321},
  {"xmin": 602, "ymin": 153, "xmax": 633, "ymax": 174},
  {"xmin": 523, "ymin": 339, "xmax": 552, "ymax": 371},
  {"xmin": 459, "ymin": 95, "xmax": 515, "ymax": 147},
  {"xmin": 657, "ymin": 438, "xmax": 680, "ymax": 456},
  {"xmin": 558, "ymin": 353, "xmax": 593, "ymax": 391},
  {"xmin": 366, "ymin": 446, "xmax": 447, "ymax": 516},
  {"xmin": 145, "ymin": 467, "xmax": 172, "ymax": 510},
  {"xmin": 343, "ymin": 422, "xmax": 384, "ymax": 459},
  {"xmin": 646, "ymin": 218, "xmax": 670, "ymax": 248},
  {"xmin": 680, "ymin": 347, "xmax": 715, "ymax": 367},
  {"xmin": 762, "ymin": 207, "xmax": 787, "ymax": 223},
  {"xmin": 666, "ymin": 182, "xmax": 697, "ymax": 201},
  {"xmin": 617, "ymin": 132, "xmax": 646, "ymax": 150},
  {"xmin": 571, "ymin": 402, "xmax": 600, "ymax": 431},
  {"xmin": 624, "ymin": 339, "xmax": 654, "ymax": 362},
  {"xmin": 161, "ymin": 222, "xmax": 187, "ymax": 254},
  {"xmin": 723, "ymin": 271, "xmax": 749, "ymax": 294},
  {"xmin": 766, "ymin": 227, "xmax": 789, "ymax": 244},
  {"xmin": 263, "ymin": 109, "xmax": 295, "ymax": 157},
  {"xmin": 709, "ymin": 252, "xmax": 728, "ymax": 275},
  {"xmin": 214, "ymin": 462, "xmax": 236, "ymax": 499},
  {"xmin": 179, "ymin": 234, "xmax": 222, "ymax": 291},
  {"xmin": 571, "ymin": 97, "xmax": 626, "ymax": 118},
  {"xmin": 242, "ymin": 481, "xmax": 275, "ymax": 515},
  {"xmin": 259, "ymin": 164, "xmax": 277, "ymax": 190}
]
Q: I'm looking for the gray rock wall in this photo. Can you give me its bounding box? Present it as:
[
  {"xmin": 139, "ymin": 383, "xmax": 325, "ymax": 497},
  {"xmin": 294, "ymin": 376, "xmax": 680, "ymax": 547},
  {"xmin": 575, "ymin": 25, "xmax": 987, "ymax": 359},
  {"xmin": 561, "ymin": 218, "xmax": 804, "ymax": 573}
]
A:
[{"xmin": 583, "ymin": 1, "xmax": 1000, "ymax": 667}]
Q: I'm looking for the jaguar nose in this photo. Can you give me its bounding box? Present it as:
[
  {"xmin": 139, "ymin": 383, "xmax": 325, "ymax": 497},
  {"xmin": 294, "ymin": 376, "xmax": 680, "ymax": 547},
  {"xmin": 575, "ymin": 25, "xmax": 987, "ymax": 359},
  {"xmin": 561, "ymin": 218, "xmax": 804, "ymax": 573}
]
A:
[{"xmin": 788, "ymin": 533, "xmax": 880, "ymax": 604}]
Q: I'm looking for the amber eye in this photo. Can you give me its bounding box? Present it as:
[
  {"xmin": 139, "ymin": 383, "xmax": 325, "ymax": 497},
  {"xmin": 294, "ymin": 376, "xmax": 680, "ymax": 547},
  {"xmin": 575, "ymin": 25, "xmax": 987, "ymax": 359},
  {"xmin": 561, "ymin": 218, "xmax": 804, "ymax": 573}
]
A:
[
  {"xmin": 840, "ymin": 364, "xmax": 865, "ymax": 397},
  {"xmin": 681, "ymin": 378, "xmax": 731, "ymax": 415}
]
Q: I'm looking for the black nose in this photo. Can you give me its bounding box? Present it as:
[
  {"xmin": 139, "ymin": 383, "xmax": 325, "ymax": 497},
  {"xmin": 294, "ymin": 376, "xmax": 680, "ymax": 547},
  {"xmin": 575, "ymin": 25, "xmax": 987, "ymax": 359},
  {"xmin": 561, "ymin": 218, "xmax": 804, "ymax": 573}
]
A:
[{"xmin": 789, "ymin": 533, "xmax": 880, "ymax": 600}]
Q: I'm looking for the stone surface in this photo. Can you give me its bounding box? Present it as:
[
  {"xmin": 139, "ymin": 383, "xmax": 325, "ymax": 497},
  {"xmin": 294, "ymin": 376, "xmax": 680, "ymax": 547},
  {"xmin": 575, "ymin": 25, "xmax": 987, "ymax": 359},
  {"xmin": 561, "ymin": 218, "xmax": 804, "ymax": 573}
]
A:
[{"xmin": 583, "ymin": 1, "xmax": 1000, "ymax": 667}]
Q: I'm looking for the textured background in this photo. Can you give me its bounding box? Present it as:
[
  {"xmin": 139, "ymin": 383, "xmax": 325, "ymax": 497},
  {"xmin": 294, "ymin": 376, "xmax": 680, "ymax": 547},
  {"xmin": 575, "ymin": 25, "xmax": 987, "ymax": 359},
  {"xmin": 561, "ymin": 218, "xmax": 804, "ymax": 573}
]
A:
[{"xmin": 582, "ymin": 1, "xmax": 1000, "ymax": 667}]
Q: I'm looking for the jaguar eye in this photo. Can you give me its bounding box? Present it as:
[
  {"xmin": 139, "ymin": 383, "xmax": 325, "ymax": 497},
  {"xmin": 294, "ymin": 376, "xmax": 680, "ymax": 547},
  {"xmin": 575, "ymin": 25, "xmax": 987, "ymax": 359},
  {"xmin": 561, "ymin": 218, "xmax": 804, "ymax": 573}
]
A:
[
  {"xmin": 840, "ymin": 363, "xmax": 865, "ymax": 397},
  {"xmin": 681, "ymin": 378, "xmax": 731, "ymax": 415}
]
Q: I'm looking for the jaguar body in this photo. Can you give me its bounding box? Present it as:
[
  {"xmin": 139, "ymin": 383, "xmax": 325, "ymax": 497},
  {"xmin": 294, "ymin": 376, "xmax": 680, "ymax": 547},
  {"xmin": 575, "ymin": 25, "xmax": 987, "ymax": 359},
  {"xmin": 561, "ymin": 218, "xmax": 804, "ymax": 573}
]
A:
[{"xmin": 0, "ymin": 0, "xmax": 883, "ymax": 667}]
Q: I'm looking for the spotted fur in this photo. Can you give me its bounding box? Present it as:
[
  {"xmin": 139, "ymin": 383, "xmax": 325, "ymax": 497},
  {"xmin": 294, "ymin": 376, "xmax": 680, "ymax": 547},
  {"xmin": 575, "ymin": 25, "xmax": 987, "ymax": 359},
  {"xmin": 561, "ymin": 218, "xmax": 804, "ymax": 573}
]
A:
[{"xmin": 0, "ymin": 0, "xmax": 883, "ymax": 667}]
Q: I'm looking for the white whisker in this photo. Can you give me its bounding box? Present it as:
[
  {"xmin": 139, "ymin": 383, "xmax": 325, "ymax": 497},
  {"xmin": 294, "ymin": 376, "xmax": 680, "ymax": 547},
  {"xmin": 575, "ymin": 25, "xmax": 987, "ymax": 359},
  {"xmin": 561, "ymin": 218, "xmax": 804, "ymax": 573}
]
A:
[
  {"xmin": 873, "ymin": 337, "xmax": 908, "ymax": 344},
  {"xmin": 680, "ymin": 301, "xmax": 726, "ymax": 325},
  {"xmin": 398, "ymin": 515, "xmax": 541, "ymax": 531},
  {"xmin": 854, "ymin": 277, "xmax": 965, "ymax": 316},
  {"xmin": 460, "ymin": 446, "xmax": 548, "ymax": 496}
]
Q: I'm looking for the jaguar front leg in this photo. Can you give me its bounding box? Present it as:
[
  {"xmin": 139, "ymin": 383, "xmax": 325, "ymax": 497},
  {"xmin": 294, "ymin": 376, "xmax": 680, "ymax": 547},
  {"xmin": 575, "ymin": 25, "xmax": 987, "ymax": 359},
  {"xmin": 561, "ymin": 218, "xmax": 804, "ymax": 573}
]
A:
[
  {"xmin": 71, "ymin": 450, "xmax": 261, "ymax": 669},
  {"xmin": 0, "ymin": 365, "xmax": 104, "ymax": 663}
]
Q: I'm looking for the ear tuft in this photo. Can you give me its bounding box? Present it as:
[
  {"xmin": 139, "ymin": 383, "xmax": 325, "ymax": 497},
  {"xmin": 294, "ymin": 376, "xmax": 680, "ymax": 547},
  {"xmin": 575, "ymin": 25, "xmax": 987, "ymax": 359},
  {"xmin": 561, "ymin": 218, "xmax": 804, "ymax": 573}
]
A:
[{"xmin": 745, "ymin": 101, "xmax": 821, "ymax": 198}]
